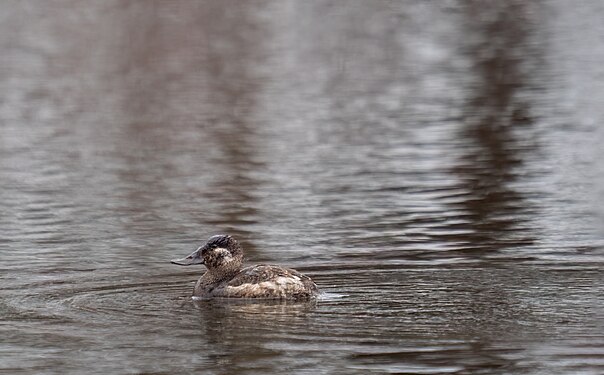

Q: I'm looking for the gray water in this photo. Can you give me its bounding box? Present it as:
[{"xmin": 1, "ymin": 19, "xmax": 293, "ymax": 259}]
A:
[{"xmin": 1, "ymin": 1, "xmax": 604, "ymax": 374}]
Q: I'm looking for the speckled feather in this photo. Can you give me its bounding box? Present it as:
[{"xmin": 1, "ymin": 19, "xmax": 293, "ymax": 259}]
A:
[
  {"xmin": 224, "ymin": 265, "xmax": 318, "ymax": 299},
  {"xmin": 197, "ymin": 264, "xmax": 318, "ymax": 299}
]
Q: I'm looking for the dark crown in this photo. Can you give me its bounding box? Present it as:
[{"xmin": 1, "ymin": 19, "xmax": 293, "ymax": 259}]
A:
[{"xmin": 203, "ymin": 234, "xmax": 243, "ymax": 258}]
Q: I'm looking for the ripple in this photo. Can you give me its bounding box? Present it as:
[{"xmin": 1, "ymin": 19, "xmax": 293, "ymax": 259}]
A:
[{"xmin": 4, "ymin": 271, "xmax": 189, "ymax": 326}]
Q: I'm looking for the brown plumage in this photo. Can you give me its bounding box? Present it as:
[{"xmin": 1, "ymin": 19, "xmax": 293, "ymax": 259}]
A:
[{"xmin": 171, "ymin": 235, "xmax": 319, "ymax": 300}]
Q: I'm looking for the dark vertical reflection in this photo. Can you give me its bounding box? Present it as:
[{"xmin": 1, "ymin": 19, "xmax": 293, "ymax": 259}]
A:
[
  {"xmin": 97, "ymin": 2, "xmax": 271, "ymax": 369},
  {"xmin": 450, "ymin": 1, "xmax": 543, "ymax": 253},
  {"xmin": 102, "ymin": 2, "xmax": 267, "ymax": 244},
  {"xmin": 190, "ymin": 2, "xmax": 268, "ymax": 245}
]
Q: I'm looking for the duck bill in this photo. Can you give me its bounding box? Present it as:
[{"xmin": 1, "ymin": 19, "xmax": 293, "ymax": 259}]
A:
[{"xmin": 171, "ymin": 247, "xmax": 204, "ymax": 266}]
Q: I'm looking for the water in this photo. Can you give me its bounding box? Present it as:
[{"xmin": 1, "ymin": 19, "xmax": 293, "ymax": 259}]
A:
[{"xmin": 1, "ymin": 1, "xmax": 603, "ymax": 374}]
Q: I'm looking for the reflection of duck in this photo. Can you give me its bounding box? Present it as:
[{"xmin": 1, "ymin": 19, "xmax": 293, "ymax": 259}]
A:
[{"xmin": 171, "ymin": 235, "xmax": 319, "ymax": 299}]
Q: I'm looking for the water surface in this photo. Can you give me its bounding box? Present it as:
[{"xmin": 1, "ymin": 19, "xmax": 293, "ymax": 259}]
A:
[{"xmin": 1, "ymin": 1, "xmax": 603, "ymax": 374}]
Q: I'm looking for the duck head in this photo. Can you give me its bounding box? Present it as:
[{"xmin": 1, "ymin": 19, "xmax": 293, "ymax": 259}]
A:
[{"xmin": 171, "ymin": 234, "xmax": 243, "ymax": 270}]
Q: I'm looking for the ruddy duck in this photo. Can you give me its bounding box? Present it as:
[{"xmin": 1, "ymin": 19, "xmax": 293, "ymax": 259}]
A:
[{"xmin": 171, "ymin": 235, "xmax": 319, "ymax": 299}]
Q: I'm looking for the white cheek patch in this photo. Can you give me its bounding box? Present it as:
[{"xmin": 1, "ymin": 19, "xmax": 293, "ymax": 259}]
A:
[
  {"xmin": 214, "ymin": 248, "xmax": 231, "ymax": 258},
  {"xmin": 203, "ymin": 248, "xmax": 238, "ymax": 269}
]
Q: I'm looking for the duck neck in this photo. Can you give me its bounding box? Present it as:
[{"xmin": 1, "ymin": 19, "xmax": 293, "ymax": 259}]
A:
[{"xmin": 200, "ymin": 262, "xmax": 242, "ymax": 285}]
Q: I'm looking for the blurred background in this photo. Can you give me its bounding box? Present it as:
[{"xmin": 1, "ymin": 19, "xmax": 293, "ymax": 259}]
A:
[{"xmin": 1, "ymin": 1, "xmax": 603, "ymax": 374}]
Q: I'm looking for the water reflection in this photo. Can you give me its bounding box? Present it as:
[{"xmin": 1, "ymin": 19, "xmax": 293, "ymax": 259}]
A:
[
  {"xmin": 184, "ymin": 2, "xmax": 268, "ymax": 252},
  {"xmin": 450, "ymin": 1, "xmax": 541, "ymax": 253},
  {"xmin": 106, "ymin": 2, "xmax": 268, "ymax": 253},
  {"xmin": 194, "ymin": 299, "xmax": 318, "ymax": 372}
]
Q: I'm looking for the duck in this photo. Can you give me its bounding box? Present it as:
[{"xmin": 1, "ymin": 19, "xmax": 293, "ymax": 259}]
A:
[{"xmin": 171, "ymin": 234, "xmax": 319, "ymax": 300}]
